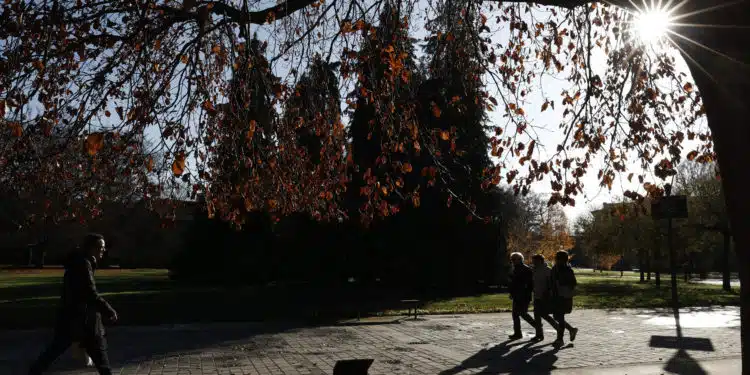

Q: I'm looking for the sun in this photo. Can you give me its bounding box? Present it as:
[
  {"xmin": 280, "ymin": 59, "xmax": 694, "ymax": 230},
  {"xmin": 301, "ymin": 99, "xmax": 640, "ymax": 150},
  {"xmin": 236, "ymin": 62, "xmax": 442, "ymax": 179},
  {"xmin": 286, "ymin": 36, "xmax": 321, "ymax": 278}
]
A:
[{"xmin": 632, "ymin": 8, "xmax": 673, "ymax": 44}]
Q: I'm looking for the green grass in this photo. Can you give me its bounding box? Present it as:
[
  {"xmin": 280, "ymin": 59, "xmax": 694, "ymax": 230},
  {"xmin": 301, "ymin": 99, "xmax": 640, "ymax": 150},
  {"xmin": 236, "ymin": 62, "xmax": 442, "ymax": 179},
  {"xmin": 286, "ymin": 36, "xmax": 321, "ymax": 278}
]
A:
[{"xmin": 0, "ymin": 268, "xmax": 739, "ymax": 330}]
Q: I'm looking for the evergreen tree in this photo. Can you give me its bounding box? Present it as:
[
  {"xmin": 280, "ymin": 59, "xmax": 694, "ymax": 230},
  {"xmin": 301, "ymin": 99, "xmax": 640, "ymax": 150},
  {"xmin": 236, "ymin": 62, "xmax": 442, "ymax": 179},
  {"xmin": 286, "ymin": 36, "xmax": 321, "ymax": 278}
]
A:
[
  {"xmin": 419, "ymin": 0, "xmax": 493, "ymax": 215},
  {"xmin": 346, "ymin": 1, "xmax": 423, "ymax": 223}
]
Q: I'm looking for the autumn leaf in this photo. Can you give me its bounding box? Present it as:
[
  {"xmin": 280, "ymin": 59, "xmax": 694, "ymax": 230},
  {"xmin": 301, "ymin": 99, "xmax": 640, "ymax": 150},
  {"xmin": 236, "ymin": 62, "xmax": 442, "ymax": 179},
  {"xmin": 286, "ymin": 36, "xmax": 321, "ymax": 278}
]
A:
[
  {"xmin": 440, "ymin": 130, "xmax": 450, "ymax": 141},
  {"xmin": 7, "ymin": 122, "xmax": 22, "ymax": 137},
  {"xmin": 267, "ymin": 199, "xmax": 278, "ymax": 210},
  {"xmin": 171, "ymin": 153, "xmax": 186, "ymax": 176},
  {"xmin": 431, "ymin": 102, "xmax": 442, "ymax": 118},
  {"xmin": 85, "ymin": 133, "xmax": 104, "ymax": 156},
  {"xmin": 0, "ymin": 100, "xmax": 5, "ymax": 118},
  {"xmin": 541, "ymin": 102, "xmax": 549, "ymax": 112},
  {"xmin": 180, "ymin": 55, "xmax": 189, "ymax": 64},
  {"xmin": 489, "ymin": 97, "xmax": 498, "ymax": 105},
  {"xmin": 145, "ymin": 156, "xmax": 155, "ymax": 172},
  {"xmin": 247, "ymin": 119, "xmax": 257, "ymax": 140},
  {"xmin": 683, "ymin": 82, "xmax": 694, "ymax": 93},
  {"xmin": 412, "ymin": 194, "xmax": 421, "ymax": 207}
]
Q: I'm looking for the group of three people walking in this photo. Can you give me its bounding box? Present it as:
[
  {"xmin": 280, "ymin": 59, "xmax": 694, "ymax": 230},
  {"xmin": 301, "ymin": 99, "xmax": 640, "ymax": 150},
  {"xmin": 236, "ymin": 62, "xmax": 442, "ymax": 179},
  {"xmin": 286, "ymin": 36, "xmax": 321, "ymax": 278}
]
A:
[{"xmin": 509, "ymin": 250, "xmax": 578, "ymax": 346}]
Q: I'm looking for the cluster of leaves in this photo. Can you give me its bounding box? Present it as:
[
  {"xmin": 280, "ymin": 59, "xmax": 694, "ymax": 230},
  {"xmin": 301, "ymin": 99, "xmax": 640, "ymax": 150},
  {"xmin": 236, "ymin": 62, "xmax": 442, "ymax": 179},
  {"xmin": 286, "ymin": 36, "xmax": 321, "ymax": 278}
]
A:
[{"xmin": 0, "ymin": 0, "xmax": 714, "ymax": 226}]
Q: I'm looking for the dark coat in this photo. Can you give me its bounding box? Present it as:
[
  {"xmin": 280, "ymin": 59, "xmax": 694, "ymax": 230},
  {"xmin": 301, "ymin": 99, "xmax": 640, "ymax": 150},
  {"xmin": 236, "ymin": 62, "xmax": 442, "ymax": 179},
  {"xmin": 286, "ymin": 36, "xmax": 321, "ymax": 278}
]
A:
[
  {"xmin": 55, "ymin": 251, "xmax": 114, "ymax": 339},
  {"xmin": 509, "ymin": 263, "xmax": 533, "ymax": 303},
  {"xmin": 550, "ymin": 264, "xmax": 577, "ymax": 315}
]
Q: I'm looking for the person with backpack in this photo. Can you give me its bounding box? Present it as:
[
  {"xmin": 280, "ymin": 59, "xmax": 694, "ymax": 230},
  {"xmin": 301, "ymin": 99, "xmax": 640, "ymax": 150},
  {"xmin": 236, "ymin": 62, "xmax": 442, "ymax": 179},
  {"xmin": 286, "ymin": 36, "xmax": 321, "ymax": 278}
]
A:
[
  {"xmin": 28, "ymin": 233, "xmax": 118, "ymax": 375},
  {"xmin": 550, "ymin": 250, "xmax": 579, "ymax": 346}
]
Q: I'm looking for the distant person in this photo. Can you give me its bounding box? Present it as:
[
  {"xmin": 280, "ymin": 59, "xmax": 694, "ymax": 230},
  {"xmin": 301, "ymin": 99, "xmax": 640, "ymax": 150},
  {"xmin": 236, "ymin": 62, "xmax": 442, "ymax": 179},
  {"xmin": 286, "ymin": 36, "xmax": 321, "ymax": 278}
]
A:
[
  {"xmin": 508, "ymin": 252, "xmax": 536, "ymax": 340},
  {"xmin": 550, "ymin": 250, "xmax": 578, "ymax": 346},
  {"xmin": 531, "ymin": 254, "xmax": 558, "ymax": 340},
  {"xmin": 28, "ymin": 233, "xmax": 118, "ymax": 375}
]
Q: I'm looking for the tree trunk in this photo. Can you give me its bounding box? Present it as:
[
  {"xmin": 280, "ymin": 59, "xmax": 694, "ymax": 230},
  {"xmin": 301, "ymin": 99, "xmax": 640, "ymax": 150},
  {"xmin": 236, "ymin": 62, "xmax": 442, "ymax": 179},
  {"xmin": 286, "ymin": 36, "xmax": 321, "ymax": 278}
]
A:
[
  {"xmin": 722, "ymin": 231, "xmax": 732, "ymax": 291},
  {"xmin": 677, "ymin": 5, "xmax": 750, "ymax": 371},
  {"xmin": 655, "ymin": 271, "xmax": 660, "ymax": 288}
]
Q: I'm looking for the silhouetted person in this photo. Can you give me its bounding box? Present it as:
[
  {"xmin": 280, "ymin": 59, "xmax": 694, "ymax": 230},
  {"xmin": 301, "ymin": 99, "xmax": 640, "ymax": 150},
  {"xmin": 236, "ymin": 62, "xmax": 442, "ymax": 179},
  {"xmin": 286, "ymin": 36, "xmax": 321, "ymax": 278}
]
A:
[
  {"xmin": 550, "ymin": 250, "xmax": 578, "ymax": 346},
  {"xmin": 531, "ymin": 254, "xmax": 558, "ymax": 340},
  {"xmin": 508, "ymin": 252, "xmax": 536, "ymax": 340},
  {"xmin": 28, "ymin": 233, "xmax": 118, "ymax": 375}
]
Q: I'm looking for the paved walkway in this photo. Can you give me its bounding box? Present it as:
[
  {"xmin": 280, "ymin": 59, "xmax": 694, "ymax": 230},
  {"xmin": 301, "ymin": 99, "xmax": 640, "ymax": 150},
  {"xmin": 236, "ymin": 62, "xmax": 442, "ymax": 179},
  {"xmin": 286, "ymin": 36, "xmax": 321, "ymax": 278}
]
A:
[{"xmin": 0, "ymin": 306, "xmax": 740, "ymax": 374}]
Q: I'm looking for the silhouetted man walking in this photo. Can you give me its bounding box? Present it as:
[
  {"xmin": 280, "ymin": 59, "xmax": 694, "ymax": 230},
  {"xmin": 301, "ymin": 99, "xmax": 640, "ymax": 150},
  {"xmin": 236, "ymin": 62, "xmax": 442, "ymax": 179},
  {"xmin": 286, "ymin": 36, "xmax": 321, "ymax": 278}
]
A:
[
  {"xmin": 508, "ymin": 252, "xmax": 536, "ymax": 340},
  {"xmin": 29, "ymin": 233, "xmax": 118, "ymax": 375}
]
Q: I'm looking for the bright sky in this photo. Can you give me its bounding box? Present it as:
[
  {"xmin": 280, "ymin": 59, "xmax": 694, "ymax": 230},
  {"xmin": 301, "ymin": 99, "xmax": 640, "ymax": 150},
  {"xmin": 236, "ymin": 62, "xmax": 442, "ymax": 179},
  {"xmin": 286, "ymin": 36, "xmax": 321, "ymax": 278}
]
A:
[
  {"xmin": 4, "ymin": 1, "xmax": 706, "ymax": 224},
  {"xmin": 230, "ymin": 2, "xmax": 708, "ymax": 223}
]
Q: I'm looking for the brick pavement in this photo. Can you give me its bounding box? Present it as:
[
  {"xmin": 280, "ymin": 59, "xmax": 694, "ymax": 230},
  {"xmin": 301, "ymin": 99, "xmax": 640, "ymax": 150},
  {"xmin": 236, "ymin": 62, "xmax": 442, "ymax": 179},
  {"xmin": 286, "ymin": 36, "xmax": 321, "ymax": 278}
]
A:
[{"xmin": 0, "ymin": 306, "xmax": 740, "ymax": 374}]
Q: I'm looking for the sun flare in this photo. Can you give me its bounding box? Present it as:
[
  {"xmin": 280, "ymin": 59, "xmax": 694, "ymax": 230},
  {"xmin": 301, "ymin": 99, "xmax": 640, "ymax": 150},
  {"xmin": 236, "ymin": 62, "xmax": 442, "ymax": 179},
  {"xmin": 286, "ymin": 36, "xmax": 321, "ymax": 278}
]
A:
[{"xmin": 632, "ymin": 8, "xmax": 673, "ymax": 44}]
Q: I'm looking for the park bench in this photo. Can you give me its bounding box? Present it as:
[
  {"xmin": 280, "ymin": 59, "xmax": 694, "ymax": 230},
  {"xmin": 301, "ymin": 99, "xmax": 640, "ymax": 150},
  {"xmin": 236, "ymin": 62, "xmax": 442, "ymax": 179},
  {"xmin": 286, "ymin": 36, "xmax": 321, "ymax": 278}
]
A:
[{"xmin": 401, "ymin": 299, "xmax": 422, "ymax": 320}]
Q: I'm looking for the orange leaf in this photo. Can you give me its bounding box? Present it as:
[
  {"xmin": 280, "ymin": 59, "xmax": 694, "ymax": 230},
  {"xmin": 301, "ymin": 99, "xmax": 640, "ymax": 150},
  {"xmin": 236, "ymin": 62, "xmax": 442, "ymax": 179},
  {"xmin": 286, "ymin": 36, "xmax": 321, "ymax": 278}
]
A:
[
  {"xmin": 145, "ymin": 156, "xmax": 155, "ymax": 172},
  {"xmin": 211, "ymin": 45, "xmax": 221, "ymax": 54},
  {"xmin": 440, "ymin": 131, "xmax": 450, "ymax": 141},
  {"xmin": 85, "ymin": 133, "xmax": 104, "ymax": 156},
  {"xmin": 412, "ymin": 194, "xmax": 421, "ymax": 207},
  {"xmin": 180, "ymin": 55, "xmax": 189, "ymax": 64},
  {"xmin": 247, "ymin": 119, "xmax": 257, "ymax": 140},
  {"xmin": 8, "ymin": 122, "xmax": 22, "ymax": 137},
  {"xmin": 154, "ymin": 39, "xmax": 162, "ymax": 50},
  {"xmin": 431, "ymin": 102, "xmax": 442, "ymax": 118},
  {"xmin": 403, "ymin": 163, "xmax": 413, "ymax": 173},
  {"xmin": 541, "ymin": 102, "xmax": 549, "ymax": 112},
  {"xmin": 171, "ymin": 153, "xmax": 186, "ymax": 176},
  {"xmin": 683, "ymin": 82, "xmax": 694, "ymax": 92},
  {"xmin": 267, "ymin": 199, "xmax": 278, "ymax": 210}
]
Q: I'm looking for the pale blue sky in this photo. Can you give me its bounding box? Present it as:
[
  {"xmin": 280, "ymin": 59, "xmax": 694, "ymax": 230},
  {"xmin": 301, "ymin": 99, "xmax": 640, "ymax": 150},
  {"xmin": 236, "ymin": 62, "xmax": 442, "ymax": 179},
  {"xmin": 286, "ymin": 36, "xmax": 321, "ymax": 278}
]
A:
[{"xmin": 3, "ymin": 1, "xmax": 706, "ymax": 223}]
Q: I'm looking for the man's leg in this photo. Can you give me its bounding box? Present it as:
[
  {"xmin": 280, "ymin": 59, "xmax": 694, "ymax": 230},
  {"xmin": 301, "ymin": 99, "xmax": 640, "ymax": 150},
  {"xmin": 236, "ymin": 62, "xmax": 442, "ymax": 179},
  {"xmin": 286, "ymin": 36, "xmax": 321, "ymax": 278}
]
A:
[
  {"xmin": 533, "ymin": 300, "xmax": 543, "ymax": 337},
  {"xmin": 28, "ymin": 332, "xmax": 72, "ymax": 375},
  {"xmin": 83, "ymin": 335, "xmax": 113, "ymax": 375},
  {"xmin": 511, "ymin": 301, "xmax": 522, "ymax": 337},
  {"xmin": 542, "ymin": 314, "xmax": 560, "ymax": 330}
]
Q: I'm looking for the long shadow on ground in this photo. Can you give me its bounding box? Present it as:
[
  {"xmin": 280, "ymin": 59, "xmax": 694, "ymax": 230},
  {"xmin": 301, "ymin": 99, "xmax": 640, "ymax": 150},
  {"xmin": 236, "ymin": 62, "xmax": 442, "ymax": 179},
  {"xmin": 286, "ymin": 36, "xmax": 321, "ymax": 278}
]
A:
[{"xmin": 439, "ymin": 339, "xmax": 571, "ymax": 375}]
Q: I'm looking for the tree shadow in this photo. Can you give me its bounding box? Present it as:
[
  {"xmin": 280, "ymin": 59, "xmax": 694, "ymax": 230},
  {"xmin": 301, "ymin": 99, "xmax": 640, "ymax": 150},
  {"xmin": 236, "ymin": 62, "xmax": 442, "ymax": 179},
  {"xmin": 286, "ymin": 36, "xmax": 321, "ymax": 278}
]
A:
[{"xmin": 439, "ymin": 340, "xmax": 571, "ymax": 375}]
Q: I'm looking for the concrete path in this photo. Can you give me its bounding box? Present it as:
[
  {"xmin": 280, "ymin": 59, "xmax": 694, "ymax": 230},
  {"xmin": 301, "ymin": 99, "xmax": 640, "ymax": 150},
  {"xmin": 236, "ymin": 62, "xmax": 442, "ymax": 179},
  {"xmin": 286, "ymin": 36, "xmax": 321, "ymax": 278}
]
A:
[{"xmin": 0, "ymin": 306, "xmax": 740, "ymax": 374}]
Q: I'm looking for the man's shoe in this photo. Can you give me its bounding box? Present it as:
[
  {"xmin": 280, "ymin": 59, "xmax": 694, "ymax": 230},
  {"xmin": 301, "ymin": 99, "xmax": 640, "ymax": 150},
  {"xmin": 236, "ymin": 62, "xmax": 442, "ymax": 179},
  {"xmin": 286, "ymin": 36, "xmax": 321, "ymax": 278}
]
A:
[
  {"xmin": 569, "ymin": 327, "xmax": 579, "ymax": 342},
  {"xmin": 508, "ymin": 333, "xmax": 523, "ymax": 340},
  {"xmin": 531, "ymin": 335, "xmax": 544, "ymax": 341},
  {"xmin": 553, "ymin": 339, "xmax": 564, "ymax": 347}
]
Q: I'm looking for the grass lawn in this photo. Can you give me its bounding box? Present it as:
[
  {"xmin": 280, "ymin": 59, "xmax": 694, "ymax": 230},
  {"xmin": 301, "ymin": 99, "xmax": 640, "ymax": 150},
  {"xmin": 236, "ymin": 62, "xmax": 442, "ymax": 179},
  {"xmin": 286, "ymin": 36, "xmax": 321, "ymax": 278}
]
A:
[{"xmin": 0, "ymin": 268, "xmax": 739, "ymax": 330}]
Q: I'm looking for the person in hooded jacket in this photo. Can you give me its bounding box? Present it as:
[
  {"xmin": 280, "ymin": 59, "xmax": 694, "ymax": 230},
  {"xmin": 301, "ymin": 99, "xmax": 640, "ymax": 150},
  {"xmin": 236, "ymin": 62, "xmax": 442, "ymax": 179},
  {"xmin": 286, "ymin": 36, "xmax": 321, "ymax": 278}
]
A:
[{"xmin": 28, "ymin": 233, "xmax": 118, "ymax": 375}]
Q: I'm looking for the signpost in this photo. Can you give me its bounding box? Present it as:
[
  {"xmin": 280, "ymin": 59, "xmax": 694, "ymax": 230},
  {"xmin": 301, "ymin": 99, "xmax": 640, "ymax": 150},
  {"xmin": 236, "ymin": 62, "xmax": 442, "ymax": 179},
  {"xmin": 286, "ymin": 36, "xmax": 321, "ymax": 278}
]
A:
[{"xmin": 651, "ymin": 184, "xmax": 689, "ymax": 337}]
